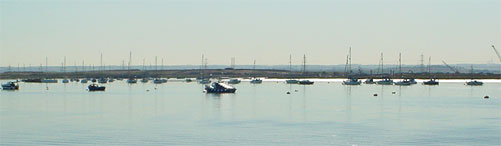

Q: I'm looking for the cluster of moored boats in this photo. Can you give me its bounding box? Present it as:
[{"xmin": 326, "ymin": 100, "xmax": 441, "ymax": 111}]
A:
[{"xmin": 1, "ymin": 77, "xmax": 486, "ymax": 93}]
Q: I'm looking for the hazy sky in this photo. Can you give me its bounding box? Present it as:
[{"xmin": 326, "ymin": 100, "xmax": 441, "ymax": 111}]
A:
[{"xmin": 1, "ymin": 0, "xmax": 500, "ymax": 67}]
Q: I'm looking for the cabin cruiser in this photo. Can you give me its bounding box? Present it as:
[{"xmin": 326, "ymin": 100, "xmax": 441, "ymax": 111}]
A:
[
  {"xmin": 342, "ymin": 77, "xmax": 361, "ymax": 85},
  {"xmin": 228, "ymin": 79, "xmax": 241, "ymax": 84},
  {"xmin": 364, "ymin": 78, "xmax": 376, "ymax": 84},
  {"xmin": 298, "ymin": 80, "xmax": 314, "ymax": 85},
  {"xmin": 423, "ymin": 78, "xmax": 439, "ymax": 85},
  {"xmin": 2, "ymin": 82, "xmax": 19, "ymax": 90},
  {"xmin": 88, "ymin": 84, "xmax": 105, "ymax": 91},
  {"xmin": 41, "ymin": 79, "xmax": 58, "ymax": 83},
  {"xmin": 250, "ymin": 78, "xmax": 263, "ymax": 84},
  {"xmin": 466, "ymin": 80, "xmax": 483, "ymax": 86},
  {"xmin": 127, "ymin": 78, "xmax": 138, "ymax": 84},
  {"xmin": 286, "ymin": 79, "xmax": 299, "ymax": 84},
  {"xmin": 205, "ymin": 82, "xmax": 236, "ymax": 93},
  {"xmin": 376, "ymin": 77, "xmax": 393, "ymax": 85},
  {"xmin": 394, "ymin": 79, "xmax": 412, "ymax": 86}
]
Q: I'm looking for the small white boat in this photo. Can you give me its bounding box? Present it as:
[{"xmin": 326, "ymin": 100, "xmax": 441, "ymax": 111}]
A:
[
  {"xmin": 153, "ymin": 78, "xmax": 163, "ymax": 84},
  {"xmin": 228, "ymin": 79, "xmax": 241, "ymax": 84},
  {"xmin": 250, "ymin": 78, "xmax": 263, "ymax": 84},
  {"xmin": 466, "ymin": 80, "xmax": 483, "ymax": 86},
  {"xmin": 199, "ymin": 79, "xmax": 211, "ymax": 84},
  {"xmin": 342, "ymin": 78, "xmax": 361, "ymax": 85},
  {"xmin": 140, "ymin": 78, "xmax": 149, "ymax": 83},
  {"xmin": 127, "ymin": 78, "xmax": 138, "ymax": 84},
  {"xmin": 364, "ymin": 78, "xmax": 376, "ymax": 84},
  {"xmin": 98, "ymin": 78, "xmax": 108, "ymax": 83},
  {"xmin": 62, "ymin": 79, "xmax": 69, "ymax": 83}
]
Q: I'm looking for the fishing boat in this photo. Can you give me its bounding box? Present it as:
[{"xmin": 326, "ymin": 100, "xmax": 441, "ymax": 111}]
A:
[
  {"xmin": 343, "ymin": 77, "xmax": 361, "ymax": 85},
  {"xmin": 250, "ymin": 78, "xmax": 263, "ymax": 84},
  {"xmin": 205, "ymin": 82, "xmax": 236, "ymax": 93},
  {"xmin": 228, "ymin": 79, "xmax": 241, "ymax": 84},
  {"xmin": 298, "ymin": 80, "xmax": 314, "ymax": 85},
  {"xmin": 423, "ymin": 78, "xmax": 439, "ymax": 85},
  {"xmin": 466, "ymin": 80, "xmax": 483, "ymax": 86},
  {"xmin": 88, "ymin": 84, "xmax": 105, "ymax": 91},
  {"xmin": 2, "ymin": 82, "xmax": 19, "ymax": 90},
  {"xmin": 364, "ymin": 78, "xmax": 376, "ymax": 84},
  {"xmin": 376, "ymin": 77, "xmax": 393, "ymax": 85},
  {"xmin": 394, "ymin": 79, "xmax": 412, "ymax": 86}
]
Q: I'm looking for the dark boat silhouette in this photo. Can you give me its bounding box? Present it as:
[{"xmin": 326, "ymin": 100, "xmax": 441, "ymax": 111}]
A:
[
  {"xmin": 88, "ymin": 84, "xmax": 105, "ymax": 91},
  {"xmin": 205, "ymin": 82, "xmax": 236, "ymax": 93}
]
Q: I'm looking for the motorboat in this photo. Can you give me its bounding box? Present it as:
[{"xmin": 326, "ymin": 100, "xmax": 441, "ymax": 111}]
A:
[
  {"xmin": 250, "ymin": 78, "xmax": 263, "ymax": 84},
  {"xmin": 153, "ymin": 78, "xmax": 163, "ymax": 84},
  {"xmin": 2, "ymin": 82, "xmax": 19, "ymax": 90},
  {"xmin": 199, "ymin": 78, "xmax": 211, "ymax": 84},
  {"xmin": 423, "ymin": 78, "xmax": 439, "ymax": 85},
  {"xmin": 98, "ymin": 78, "xmax": 108, "ymax": 84},
  {"xmin": 140, "ymin": 78, "xmax": 149, "ymax": 83},
  {"xmin": 286, "ymin": 79, "xmax": 299, "ymax": 84},
  {"xmin": 228, "ymin": 79, "xmax": 241, "ymax": 84},
  {"xmin": 205, "ymin": 82, "xmax": 236, "ymax": 93},
  {"xmin": 80, "ymin": 79, "xmax": 88, "ymax": 83},
  {"xmin": 394, "ymin": 79, "xmax": 412, "ymax": 86},
  {"xmin": 298, "ymin": 80, "xmax": 314, "ymax": 85},
  {"xmin": 376, "ymin": 77, "xmax": 393, "ymax": 85},
  {"xmin": 88, "ymin": 84, "xmax": 105, "ymax": 91},
  {"xmin": 127, "ymin": 78, "xmax": 138, "ymax": 84},
  {"xmin": 364, "ymin": 78, "xmax": 376, "ymax": 84},
  {"xmin": 342, "ymin": 77, "xmax": 361, "ymax": 85},
  {"xmin": 409, "ymin": 78, "xmax": 417, "ymax": 84},
  {"xmin": 466, "ymin": 80, "xmax": 483, "ymax": 86}
]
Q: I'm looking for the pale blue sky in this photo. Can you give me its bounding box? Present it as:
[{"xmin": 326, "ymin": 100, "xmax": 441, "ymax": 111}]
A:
[{"xmin": 1, "ymin": 0, "xmax": 500, "ymax": 67}]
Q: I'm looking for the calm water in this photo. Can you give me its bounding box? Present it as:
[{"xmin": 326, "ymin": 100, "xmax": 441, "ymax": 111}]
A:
[{"xmin": 1, "ymin": 79, "xmax": 500, "ymax": 145}]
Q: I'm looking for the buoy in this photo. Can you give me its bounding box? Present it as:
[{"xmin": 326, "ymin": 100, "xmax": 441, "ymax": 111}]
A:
[
  {"xmin": 146, "ymin": 89, "xmax": 150, "ymax": 92},
  {"xmin": 295, "ymin": 90, "xmax": 298, "ymax": 92},
  {"xmin": 373, "ymin": 93, "xmax": 378, "ymax": 96},
  {"xmin": 484, "ymin": 95, "xmax": 489, "ymax": 99},
  {"xmin": 286, "ymin": 91, "xmax": 291, "ymax": 94},
  {"xmin": 392, "ymin": 91, "xmax": 396, "ymax": 94}
]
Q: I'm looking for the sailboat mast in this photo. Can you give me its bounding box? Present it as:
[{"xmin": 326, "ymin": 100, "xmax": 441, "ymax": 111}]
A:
[
  {"xmin": 349, "ymin": 47, "xmax": 352, "ymax": 74},
  {"xmin": 303, "ymin": 54, "xmax": 306, "ymax": 75},
  {"xmin": 399, "ymin": 53, "xmax": 402, "ymax": 76}
]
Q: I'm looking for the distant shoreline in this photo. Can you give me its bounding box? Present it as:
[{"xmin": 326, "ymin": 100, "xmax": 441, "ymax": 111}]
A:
[{"xmin": 1, "ymin": 69, "xmax": 500, "ymax": 80}]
